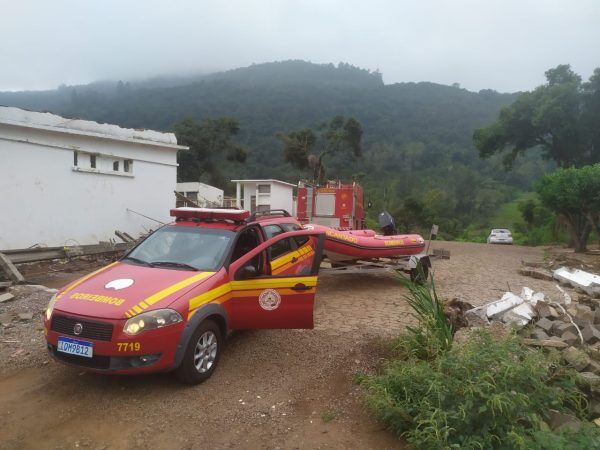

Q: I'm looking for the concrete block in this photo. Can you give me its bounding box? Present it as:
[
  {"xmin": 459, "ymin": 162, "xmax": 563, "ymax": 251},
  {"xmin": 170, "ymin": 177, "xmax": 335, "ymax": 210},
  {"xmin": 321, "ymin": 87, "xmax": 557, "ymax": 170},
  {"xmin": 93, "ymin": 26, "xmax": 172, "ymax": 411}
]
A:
[
  {"xmin": 547, "ymin": 409, "xmax": 582, "ymax": 433},
  {"xmin": 532, "ymin": 328, "xmax": 549, "ymax": 340},
  {"xmin": 574, "ymin": 304, "xmax": 595, "ymax": 323},
  {"xmin": 551, "ymin": 321, "xmax": 577, "ymax": 337},
  {"xmin": 561, "ymin": 331, "xmax": 580, "ymax": 346},
  {"xmin": 582, "ymin": 325, "xmax": 600, "ymax": 344},
  {"xmin": 536, "ymin": 301, "xmax": 560, "ymax": 319},
  {"xmin": 536, "ymin": 317, "xmax": 554, "ymax": 332},
  {"xmin": 563, "ymin": 346, "xmax": 591, "ymax": 372},
  {"xmin": 577, "ymin": 372, "xmax": 600, "ymax": 396},
  {"xmin": 587, "ymin": 360, "xmax": 600, "ymax": 376}
]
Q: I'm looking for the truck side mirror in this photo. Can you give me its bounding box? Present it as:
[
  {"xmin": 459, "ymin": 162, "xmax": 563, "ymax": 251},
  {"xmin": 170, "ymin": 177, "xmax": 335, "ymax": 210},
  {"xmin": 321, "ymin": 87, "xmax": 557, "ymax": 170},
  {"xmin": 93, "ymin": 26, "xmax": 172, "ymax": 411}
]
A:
[{"xmin": 236, "ymin": 264, "xmax": 257, "ymax": 280}]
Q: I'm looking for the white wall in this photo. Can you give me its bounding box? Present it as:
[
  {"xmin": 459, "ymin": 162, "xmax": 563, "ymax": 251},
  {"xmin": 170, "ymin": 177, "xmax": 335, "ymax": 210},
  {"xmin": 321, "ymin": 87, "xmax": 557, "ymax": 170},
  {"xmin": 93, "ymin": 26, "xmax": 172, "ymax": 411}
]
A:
[
  {"xmin": 0, "ymin": 123, "xmax": 179, "ymax": 250},
  {"xmin": 238, "ymin": 182, "xmax": 293, "ymax": 213},
  {"xmin": 270, "ymin": 183, "xmax": 294, "ymax": 213},
  {"xmin": 176, "ymin": 182, "xmax": 223, "ymax": 207}
]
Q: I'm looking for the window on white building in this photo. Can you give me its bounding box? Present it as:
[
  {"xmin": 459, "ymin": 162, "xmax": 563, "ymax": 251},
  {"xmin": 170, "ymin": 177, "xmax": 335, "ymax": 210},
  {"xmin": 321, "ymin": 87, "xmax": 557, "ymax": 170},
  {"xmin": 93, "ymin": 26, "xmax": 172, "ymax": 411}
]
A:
[
  {"xmin": 73, "ymin": 152, "xmax": 134, "ymax": 176},
  {"xmin": 257, "ymin": 184, "xmax": 271, "ymax": 194}
]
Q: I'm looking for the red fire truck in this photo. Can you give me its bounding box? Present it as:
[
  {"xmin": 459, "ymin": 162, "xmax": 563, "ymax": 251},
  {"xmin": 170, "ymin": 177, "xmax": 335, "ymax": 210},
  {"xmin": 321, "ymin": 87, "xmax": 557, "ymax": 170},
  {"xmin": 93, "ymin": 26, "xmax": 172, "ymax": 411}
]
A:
[{"xmin": 296, "ymin": 181, "xmax": 365, "ymax": 230}]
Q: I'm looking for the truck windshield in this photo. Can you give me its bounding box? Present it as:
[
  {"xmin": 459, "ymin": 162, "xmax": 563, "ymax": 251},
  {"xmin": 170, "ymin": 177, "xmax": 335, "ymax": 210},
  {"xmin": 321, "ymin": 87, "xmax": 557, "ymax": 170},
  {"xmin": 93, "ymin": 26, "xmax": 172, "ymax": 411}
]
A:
[{"xmin": 124, "ymin": 226, "xmax": 234, "ymax": 271}]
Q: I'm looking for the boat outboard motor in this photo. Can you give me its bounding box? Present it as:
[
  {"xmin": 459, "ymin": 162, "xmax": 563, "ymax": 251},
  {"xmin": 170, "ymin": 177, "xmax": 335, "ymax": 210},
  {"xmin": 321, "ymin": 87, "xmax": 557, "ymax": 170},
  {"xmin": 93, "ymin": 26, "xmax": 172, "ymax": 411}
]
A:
[{"xmin": 378, "ymin": 211, "xmax": 398, "ymax": 236}]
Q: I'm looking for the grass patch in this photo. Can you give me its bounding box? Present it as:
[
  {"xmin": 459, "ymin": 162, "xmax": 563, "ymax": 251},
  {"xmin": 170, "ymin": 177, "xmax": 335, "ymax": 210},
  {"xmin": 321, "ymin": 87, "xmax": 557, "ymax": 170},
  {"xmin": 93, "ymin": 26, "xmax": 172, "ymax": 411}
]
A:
[
  {"xmin": 360, "ymin": 331, "xmax": 599, "ymax": 449},
  {"xmin": 358, "ymin": 274, "xmax": 600, "ymax": 449},
  {"xmin": 321, "ymin": 410, "xmax": 337, "ymax": 423}
]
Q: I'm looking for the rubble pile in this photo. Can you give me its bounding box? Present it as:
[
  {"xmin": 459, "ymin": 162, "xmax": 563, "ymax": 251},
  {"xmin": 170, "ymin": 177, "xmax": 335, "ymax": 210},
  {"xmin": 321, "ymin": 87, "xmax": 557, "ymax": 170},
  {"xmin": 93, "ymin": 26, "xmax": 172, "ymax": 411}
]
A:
[{"xmin": 449, "ymin": 268, "xmax": 600, "ymax": 425}]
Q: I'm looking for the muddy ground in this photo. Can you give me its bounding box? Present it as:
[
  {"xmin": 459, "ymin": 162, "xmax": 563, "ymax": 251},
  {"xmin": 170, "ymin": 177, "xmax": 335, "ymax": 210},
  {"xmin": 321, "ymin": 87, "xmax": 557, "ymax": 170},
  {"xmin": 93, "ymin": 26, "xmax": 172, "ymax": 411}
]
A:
[{"xmin": 0, "ymin": 241, "xmax": 592, "ymax": 449}]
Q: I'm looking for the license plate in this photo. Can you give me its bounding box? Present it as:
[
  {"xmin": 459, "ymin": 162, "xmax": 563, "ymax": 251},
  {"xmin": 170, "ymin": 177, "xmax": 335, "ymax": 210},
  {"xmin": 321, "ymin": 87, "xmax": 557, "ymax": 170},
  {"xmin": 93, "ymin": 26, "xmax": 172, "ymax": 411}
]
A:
[{"xmin": 57, "ymin": 336, "xmax": 94, "ymax": 358}]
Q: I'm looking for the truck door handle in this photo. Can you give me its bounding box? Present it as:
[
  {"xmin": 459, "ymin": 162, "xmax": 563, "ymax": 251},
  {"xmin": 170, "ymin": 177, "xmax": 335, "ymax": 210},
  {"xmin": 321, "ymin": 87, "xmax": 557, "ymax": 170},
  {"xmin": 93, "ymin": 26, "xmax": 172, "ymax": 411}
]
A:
[{"xmin": 291, "ymin": 283, "xmax": 311, "ymax": 291}]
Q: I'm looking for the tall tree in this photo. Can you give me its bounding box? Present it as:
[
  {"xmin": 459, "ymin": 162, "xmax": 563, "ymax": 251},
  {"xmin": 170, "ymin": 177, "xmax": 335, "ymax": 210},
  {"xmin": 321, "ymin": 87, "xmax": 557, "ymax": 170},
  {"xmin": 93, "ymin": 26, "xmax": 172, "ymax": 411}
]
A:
[
  {"xmin": 174, "ymin": 117, "xmax": 247, "ymax": 187},
  {"xmin": 474, "ymin": 64, "xmax": 600, "ymax": 168},
  {"xmin": 535, "ymin": 164, "xmax": 600, "ymax": 252},
  {"xmin": 277, "ymin": 115, "xmax": 362, "ymax": 184}
]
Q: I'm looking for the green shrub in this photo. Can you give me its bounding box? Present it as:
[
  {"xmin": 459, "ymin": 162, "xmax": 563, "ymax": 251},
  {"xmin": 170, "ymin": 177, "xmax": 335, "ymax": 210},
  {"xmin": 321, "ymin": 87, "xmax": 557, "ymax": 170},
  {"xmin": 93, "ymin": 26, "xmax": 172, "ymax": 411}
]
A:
[
  {"xmin": 397, "ymin": 272, "xmax": 453, "ymax": 359},
  {"xmin": 360, "ymin": 331, "xmax": 599, "ymax": 449}
]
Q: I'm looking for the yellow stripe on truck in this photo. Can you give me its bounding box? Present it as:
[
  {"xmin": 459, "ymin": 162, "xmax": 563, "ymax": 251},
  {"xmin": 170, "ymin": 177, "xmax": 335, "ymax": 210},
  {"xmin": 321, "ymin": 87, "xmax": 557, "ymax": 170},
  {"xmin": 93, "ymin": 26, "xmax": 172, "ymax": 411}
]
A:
[
  {"xmin": 125, "ymin": 271, "xmax": 215, "ymax": 318},
  {"xmin": 187, "ymin": 275, "xmax": 318, "ymax": 319}
]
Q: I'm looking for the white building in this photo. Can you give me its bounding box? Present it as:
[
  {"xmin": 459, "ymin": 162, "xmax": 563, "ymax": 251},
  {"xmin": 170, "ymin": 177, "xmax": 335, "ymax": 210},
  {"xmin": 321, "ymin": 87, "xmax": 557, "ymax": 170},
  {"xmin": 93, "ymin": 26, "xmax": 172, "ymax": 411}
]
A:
[
  {"xmin": 0, "ymin": 106, "xmax": 187, "ymax": 250},
  {"xmin": 176, "ymin": 182, "xmax": 223, "ymax": 207},
  {"xmin": 232, "ymin": 179, "xmax": 296, "ymax": 215}
]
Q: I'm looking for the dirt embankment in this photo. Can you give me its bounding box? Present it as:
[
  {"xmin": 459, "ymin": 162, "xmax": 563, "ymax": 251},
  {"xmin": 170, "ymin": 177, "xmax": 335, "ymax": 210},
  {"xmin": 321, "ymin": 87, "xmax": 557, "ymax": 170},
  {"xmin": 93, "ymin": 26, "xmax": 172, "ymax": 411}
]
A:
[{"xmin": 0, "ymin": 241, "xmax": 589, "ymax": 449}]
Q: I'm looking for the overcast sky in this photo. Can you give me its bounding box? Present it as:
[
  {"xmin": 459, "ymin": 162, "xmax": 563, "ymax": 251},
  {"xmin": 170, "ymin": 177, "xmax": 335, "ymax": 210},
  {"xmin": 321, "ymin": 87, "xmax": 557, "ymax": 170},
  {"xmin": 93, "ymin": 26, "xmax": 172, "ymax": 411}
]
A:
[{"xmin": 1, "ymin": 0, "xmax": 599, "ymax": 92}]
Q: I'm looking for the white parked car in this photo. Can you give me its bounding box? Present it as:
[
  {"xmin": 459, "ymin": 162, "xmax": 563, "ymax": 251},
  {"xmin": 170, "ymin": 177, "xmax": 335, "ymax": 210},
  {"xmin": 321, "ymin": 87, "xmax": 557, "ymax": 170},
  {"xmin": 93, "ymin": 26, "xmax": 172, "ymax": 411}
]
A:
[{"xmin": 487, "ymin": 229, "xmax": 513, "ymax": 244}]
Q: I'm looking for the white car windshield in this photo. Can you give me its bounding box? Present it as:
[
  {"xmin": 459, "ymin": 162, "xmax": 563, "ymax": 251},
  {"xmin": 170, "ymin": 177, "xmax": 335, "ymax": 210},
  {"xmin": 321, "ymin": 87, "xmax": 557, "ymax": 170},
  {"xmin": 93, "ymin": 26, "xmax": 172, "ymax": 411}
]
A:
[
  {"xmin": 492, "ymin": 229, "xmax": 510, "ymax": 234},
  {"xmin": 124, "ymin": 226, "xmax": 234, "ymax": 271}
]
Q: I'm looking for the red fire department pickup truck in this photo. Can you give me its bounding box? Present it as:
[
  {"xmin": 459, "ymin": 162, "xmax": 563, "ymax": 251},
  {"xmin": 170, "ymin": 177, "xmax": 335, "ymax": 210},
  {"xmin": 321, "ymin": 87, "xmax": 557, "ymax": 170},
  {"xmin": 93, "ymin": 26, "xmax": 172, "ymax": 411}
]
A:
[{"xmin": 43, "ymin": 208, "xmax": 324, "ymax": 384}]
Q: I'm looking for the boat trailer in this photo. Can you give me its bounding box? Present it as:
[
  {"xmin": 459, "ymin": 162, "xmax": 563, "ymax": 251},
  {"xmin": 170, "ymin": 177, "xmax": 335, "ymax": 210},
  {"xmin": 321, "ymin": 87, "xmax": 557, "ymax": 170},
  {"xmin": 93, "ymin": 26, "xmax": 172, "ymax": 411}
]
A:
[{"xmin": 320, "ymin": 253, "xmax": 432, "ymax": 282}]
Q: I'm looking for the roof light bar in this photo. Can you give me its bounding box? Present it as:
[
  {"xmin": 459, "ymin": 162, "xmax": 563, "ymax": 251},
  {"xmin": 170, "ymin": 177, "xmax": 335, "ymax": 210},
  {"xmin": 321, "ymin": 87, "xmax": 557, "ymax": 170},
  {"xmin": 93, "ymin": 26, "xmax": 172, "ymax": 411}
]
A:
[{"xmin": 170, "ymin": 207, "xmax": 250, "ymax": 222}]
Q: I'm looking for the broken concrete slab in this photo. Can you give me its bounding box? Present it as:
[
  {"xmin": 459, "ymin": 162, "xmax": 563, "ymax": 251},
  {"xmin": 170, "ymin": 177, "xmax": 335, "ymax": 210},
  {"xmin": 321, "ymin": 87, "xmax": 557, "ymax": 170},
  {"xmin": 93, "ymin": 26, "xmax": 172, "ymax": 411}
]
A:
[
  {"xmin": 0, "ymin": 252, "xmax": 25, "ymax": 283},
  {"xmin": 554, "ymin": 267, "xmax": 600, "ymax": 297},
  {"xmin": 0, "ymin": 292, "xmax": 15, "ymax": 303},
  {"xmin": 486, "ymin": 292, "xmax": 524, "ymax": 318},
  {"xmin": 564, "ymin": 346, "xmax": 591, "ymax": 371},
  {"xmin": 502, "ymin": 302, "xmax": 536, "ymax": 326}
]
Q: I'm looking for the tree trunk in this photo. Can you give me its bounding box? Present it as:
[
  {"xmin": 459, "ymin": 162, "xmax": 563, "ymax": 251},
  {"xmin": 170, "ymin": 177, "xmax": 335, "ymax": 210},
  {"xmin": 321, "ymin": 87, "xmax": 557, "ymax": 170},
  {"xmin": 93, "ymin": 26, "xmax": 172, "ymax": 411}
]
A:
[{"xmin": 563, "ymin": 213, "xmax": 591, "ymax": 253}]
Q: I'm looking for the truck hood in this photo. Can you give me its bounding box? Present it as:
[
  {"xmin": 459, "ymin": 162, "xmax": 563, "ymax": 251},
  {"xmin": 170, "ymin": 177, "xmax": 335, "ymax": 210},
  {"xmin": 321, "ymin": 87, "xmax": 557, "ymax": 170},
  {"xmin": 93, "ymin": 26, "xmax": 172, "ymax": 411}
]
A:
[{"xmin": 54, "ymin": 261, "xmax": 215, "ymax": 319}]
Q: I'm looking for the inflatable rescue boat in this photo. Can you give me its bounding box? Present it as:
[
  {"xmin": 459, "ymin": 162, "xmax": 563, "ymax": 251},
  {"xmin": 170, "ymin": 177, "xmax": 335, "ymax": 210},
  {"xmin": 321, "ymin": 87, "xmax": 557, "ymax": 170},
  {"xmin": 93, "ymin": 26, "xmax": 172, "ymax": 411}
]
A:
[{"xmin": 305, "ymin": 223, "xmax": 426, "ymax": 262}]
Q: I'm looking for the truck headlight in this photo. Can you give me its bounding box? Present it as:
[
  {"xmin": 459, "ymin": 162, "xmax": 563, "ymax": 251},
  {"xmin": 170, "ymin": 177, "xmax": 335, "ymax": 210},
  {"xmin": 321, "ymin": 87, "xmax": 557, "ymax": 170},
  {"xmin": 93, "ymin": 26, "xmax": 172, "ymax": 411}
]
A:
[
  {"xmin": 124, "ymin": 309, "xmax": 183, "ymax": 336},
  {"xmin": 46, "ymin": 294, "xmax": 57, "ymax": 321}
]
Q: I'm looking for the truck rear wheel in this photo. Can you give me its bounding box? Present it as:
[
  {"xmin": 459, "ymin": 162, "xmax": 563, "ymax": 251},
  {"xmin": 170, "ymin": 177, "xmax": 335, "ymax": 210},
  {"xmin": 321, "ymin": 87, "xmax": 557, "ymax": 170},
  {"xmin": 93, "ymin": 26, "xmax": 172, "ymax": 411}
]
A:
[{"xmin": 175, "ymin": 319, "xmax": 222, "ymax": 384}]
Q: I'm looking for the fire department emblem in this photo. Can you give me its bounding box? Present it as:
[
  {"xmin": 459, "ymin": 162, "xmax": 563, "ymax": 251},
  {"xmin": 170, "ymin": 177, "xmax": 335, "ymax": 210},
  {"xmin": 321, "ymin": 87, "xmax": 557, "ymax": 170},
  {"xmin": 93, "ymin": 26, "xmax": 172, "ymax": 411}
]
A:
[
  {"xmin": 105, "ymin": 278, "xmax": 134, "ymax": 290},
  {"xmin": 258, "ymin": 289, "xmax": 281, "ymax": 311}
]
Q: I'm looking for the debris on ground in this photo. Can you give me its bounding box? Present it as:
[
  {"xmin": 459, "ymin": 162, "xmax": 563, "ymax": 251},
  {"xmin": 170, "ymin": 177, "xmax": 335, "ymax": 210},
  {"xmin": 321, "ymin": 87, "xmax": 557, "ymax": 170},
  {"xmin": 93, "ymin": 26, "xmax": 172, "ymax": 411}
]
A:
[
  {"xmin": 463, "ymin": 287, "xmax": 548, "ymax": 328},
  {"xmin": 446, "ymin": 279, "xmax": 600, "ymax": 429},
  {"xmin": 554, "ymin": 267, "xmax": 600, "ymax": 297}
]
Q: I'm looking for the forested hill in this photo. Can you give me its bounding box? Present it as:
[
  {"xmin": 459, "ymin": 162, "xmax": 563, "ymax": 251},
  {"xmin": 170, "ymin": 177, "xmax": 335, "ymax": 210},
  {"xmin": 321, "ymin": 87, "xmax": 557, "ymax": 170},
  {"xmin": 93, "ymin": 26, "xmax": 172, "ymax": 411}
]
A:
[{"xmin": 0, "ymin": 60, "xmax": 548, "ymax": 237}]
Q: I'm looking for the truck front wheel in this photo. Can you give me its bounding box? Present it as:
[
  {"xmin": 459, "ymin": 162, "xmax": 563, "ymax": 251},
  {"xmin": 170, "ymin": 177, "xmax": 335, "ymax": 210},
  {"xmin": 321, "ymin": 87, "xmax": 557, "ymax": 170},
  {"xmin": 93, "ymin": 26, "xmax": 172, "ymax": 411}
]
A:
[{"xmin": 175, "ymin": 319, "xmax": 222, "ymax": 384}]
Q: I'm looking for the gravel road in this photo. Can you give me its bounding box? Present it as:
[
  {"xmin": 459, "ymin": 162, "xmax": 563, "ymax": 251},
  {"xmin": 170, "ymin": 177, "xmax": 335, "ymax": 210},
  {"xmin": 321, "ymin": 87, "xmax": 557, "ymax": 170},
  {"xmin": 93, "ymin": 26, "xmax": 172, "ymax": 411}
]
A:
[{"xmin": 0, "ymin": 241, "xmax": 580, "ymax": 449}]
